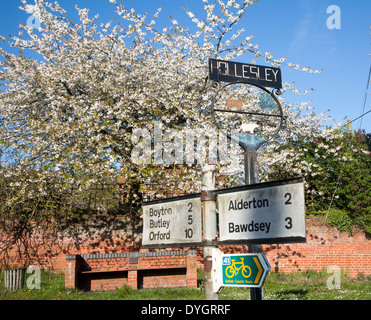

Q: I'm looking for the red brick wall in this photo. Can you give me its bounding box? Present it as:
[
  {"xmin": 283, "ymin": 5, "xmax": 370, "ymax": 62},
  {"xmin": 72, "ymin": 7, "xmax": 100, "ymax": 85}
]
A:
[
  {"xmin": 219, "ymin": 219, "xmax": 371, "ymax": 278},
  {"xmin": 1, "ymin": 217, "xmax": 370, "ymax": 282},
  {"xmin": 263, "ymin": 221, "xmax": 371, "ymax": 277}
]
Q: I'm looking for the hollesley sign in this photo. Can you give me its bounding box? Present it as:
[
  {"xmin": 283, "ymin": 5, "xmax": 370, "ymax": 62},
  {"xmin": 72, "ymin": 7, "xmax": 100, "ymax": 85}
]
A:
[
  {"xmin": 209, "ymin": 58, "xmax": 282, "ymax": 89},
  {"xmin": 216, "ymin": 178, "xmax": 306, "ymax": 244}
]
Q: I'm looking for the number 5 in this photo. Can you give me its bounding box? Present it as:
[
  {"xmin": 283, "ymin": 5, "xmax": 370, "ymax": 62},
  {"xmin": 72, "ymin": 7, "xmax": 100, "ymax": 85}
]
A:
[{"xmin": 188, "ymin": 215, "xmax": 193, "ymax": 225}]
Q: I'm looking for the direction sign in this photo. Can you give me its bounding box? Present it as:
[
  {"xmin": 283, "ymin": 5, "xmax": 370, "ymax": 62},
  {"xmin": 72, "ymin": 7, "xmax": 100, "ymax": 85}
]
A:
[
  {"xmin": 209, "ymin": 58, "xmax": 282, "ymax": 89},
  {"xmin": 142, "ymin": 194, "xmax": 202, "ymax": 248},
  {"xmin": 222, "ymin": 253, "xmax": 270, "ymax": 288},
  {"xmin": 216, "ymin": 178, "xmax": 306, "ymax": 244},
  {"xmin": 212, "ymin": 249, "xmax": 270, "ymax": 292}
]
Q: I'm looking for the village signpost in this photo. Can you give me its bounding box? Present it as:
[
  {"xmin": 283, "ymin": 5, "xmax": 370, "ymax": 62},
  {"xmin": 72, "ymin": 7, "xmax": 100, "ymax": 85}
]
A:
[
  {"xmin": 141, "ymin": 58, "xmax": 305, "ymax": 300},
  {"xmin": 208, "ymin": 57, "xmax": 285, "ymax": 300}
]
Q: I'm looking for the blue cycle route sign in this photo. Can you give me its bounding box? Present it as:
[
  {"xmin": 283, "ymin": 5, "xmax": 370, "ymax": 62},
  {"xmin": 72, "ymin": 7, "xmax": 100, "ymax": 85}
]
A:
[{"xmin": 222, "ymin": 253, "xmax": 270, "ymax": 288}]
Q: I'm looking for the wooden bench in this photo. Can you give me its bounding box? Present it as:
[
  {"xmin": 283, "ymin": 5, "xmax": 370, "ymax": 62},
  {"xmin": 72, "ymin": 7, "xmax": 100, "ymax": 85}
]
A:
[{"xmin": 64, "ymin": 250, "xmax": 198, "ymax": 291}]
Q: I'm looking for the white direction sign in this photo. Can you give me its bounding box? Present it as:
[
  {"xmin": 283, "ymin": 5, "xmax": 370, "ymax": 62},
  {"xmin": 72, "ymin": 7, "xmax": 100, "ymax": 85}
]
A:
[
  {"xmin": 142, "ymin": 194, "xmax": 202, "ymax": 248},
  {"xmin": 217, "ymin": 178, "xmax": 306, "ymax": 244}
]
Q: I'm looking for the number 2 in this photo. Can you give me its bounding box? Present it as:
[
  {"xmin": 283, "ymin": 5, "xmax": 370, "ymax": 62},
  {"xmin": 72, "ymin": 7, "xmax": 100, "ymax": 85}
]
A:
[
  {"xmin": 284, "ymin": 193, "xmax": 292, "ymax": 205},
  {"xmin": 188, "ymin": 202, "xmax": 193, "ymax": 212}
]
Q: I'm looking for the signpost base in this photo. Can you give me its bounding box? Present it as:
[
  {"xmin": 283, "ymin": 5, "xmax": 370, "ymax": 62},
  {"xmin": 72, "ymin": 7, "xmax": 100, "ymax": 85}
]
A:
[
  {"xmin": 248, "ymin": 244, "xmax": 263, "ymax": 300},
  {"xmin": 201, "ymin": 163, "xmax": 219, "ymax": 300}
]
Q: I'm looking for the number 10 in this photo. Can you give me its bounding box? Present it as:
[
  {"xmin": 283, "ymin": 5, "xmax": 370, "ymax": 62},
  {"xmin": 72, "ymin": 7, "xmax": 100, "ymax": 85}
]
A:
[{"xmin": 185, "ymin": 228, "xmax": 193, "ymax": 238}]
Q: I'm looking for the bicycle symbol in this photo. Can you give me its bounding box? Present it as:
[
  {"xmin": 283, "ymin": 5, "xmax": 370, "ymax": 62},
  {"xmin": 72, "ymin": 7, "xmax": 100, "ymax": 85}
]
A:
[{"xmin": 225, "ymin": 258, "xmax": 252, "ymax": 278}]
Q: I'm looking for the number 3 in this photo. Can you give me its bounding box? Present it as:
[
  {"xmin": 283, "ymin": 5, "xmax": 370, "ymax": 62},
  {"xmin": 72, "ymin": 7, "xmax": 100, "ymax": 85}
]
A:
[{"xmin": 285, "ymin": 217, "xmax": 292, "ymax": 229}]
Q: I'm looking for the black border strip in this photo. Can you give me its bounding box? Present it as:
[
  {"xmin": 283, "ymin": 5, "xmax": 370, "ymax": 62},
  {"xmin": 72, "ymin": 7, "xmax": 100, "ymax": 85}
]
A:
[
  {"xmin": 142, "ymin": 177, "xmax": 304, "ymax": 206},
  {"xmin": 141, "ymin": 236, "xmax": 306, "ymax": 249},
  {"xmin": 213, "ymin": 177, "xmax": 304, "ymax": 196},
  {"xmin": 142, "ymin": 192, "xmax": 201, "ymax": 206},
  {"xmin": 142, "ymin": 242, "xmax": 204, "ymax": 249}
]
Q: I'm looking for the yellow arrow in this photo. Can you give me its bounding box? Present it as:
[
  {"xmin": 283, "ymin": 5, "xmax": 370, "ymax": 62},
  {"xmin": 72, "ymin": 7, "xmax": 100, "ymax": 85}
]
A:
[{"xmin": 253, "ymin": 257, "xmax": 263, "ymax": 284}]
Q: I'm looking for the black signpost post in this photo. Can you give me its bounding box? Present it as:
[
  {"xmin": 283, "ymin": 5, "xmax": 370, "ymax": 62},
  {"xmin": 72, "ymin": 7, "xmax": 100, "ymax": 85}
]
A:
[{"xmin": 209, "ymin": 58, "xmax": 284, "ymax": 300}]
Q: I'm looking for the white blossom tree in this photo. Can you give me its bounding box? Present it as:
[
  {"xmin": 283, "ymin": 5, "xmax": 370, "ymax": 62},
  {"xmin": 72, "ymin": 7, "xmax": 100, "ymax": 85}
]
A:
[{"xmin": 0, "ymin": 0, "xmax": 341, "ymax": 218}]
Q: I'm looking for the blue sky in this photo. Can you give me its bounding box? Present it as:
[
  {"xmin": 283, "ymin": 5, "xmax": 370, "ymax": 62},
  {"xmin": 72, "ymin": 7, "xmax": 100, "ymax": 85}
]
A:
[{"xmin": 0, "ymin": 0, "xmax": 370, "ymax": 132}]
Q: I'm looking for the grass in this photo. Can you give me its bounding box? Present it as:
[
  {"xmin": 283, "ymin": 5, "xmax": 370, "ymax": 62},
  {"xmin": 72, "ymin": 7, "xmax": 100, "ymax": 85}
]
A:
[
  {"xmin": 0, "ymin": 269, "xmax": 370, "ymax": 300},
  {"xmin": 263, "ymin": 270, "xmax": 371, "ymax": 300}
]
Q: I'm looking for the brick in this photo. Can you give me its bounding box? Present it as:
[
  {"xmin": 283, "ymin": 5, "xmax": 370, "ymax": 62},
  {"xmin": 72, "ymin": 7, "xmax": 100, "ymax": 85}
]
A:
[{"xmin": 2, "ymin": 219, "xmax": 370, "ymax": 291}]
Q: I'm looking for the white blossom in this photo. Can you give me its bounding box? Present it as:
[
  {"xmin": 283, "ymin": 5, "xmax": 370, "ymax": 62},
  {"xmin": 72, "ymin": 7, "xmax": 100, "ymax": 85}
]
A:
[{"xmin": 0, "ymin": 0, "xmax": 342, "ymax": 199}]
